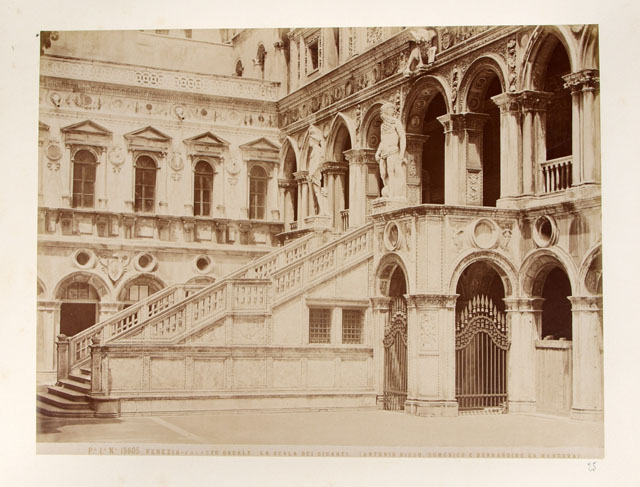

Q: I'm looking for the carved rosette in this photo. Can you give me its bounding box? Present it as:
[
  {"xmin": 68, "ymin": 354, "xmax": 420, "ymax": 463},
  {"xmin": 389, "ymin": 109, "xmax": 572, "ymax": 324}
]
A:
[{"xmin": 45, "ymin": 142, "xmax": 63, "ymax": 171}]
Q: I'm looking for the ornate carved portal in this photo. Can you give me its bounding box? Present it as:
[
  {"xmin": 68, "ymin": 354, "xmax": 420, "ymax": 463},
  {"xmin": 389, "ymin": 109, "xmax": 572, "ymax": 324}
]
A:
[
  {"xmin": 383, "ymin": 297, "xmax": 408, "ymax": 411},
  {"xmin": 455, "ymin": 295, "xmax": 508, "ymax": 411}
]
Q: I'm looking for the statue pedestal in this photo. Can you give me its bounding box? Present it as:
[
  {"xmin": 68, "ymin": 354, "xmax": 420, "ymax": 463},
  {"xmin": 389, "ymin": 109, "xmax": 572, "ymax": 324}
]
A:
[
  {"xmin": 372, "ymin": 197, "xmax": 409, "ymax": 214},
  {"xmin": 304, "ymin": 215, "xmax": 332, "ymax": 229}
]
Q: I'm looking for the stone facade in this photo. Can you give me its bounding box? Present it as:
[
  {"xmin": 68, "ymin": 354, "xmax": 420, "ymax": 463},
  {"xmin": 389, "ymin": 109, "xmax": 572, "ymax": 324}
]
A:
[{"xmin": 38, "ymin": 26, "xmax": 602, "ymax": 421}]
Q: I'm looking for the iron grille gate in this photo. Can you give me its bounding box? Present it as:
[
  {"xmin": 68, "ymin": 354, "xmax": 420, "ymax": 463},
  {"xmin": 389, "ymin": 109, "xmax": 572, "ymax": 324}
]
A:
[
  {"xmin": 383, "ymin": 297, "xmax": 408, "ymax": 411},
  {"xmin": 455, "ymin": 295, "xmax": 509, "ymax": 411}
]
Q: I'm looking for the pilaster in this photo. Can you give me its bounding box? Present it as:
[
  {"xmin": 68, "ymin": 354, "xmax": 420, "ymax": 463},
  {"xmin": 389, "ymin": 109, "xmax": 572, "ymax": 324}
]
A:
[
  {"xmin": 344, "ymin": 149, "xmax": 376, "ymax": 227},
  {"xmin": 518, "ymin": 91, "xmax": 552, "ymax": 195},
  {"xmin": 491, "ymin": 93, "xmax": 522, "ymax": 200},
  {"xmin": 569, "ymin": 295, "xmax": 603, "ymax": 421},
  {"xmin": 504, "ymin": 297, "xmax": 544, "ymax": 414},
  {"xmin": 405, "ymin": 134, "xmax": 429, "ymax": 205}
]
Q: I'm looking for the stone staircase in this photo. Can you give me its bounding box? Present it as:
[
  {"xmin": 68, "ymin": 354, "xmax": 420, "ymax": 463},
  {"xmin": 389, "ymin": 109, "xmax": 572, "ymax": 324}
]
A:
[{"xmin": 37, "ymin": 366, "xmax": 94, "ymax": 418}]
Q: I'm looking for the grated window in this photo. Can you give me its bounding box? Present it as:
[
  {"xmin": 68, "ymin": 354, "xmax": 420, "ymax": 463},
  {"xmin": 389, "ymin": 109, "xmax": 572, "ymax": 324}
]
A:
[
  {"xmin": 309, "ymin": 308, "xmax": 331, "ymax": 344},
  {"xmin": 342, "ymin": 309, "xmax": 364, "ymax": 344}
]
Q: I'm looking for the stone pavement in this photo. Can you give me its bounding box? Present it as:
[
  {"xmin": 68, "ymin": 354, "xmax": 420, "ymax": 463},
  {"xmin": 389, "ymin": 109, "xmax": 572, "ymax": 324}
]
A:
[{"xmin": 36, "ymin": 409, "xmax": 603, "ymax": 457}]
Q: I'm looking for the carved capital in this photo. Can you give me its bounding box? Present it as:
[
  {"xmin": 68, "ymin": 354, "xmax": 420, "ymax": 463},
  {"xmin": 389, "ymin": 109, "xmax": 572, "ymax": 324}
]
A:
[
  {"xmin": 437, "ymin": 113, "xmax": 488, "ymax": 133},
  {"xmin": 320, "ymin": 161, "xmax": 349, "ymax": 176},
  {"xmin": 563, "ymin": 69, "xmax": 600, "ymax": 94},
  {"xmin": 569, "ymin": 295, "xmax": 603, "ymax": 312},
  {"xmin": 491, "ymin": 92, "xmax": 521, "ymax": 114},
  {"xmin": 343, "ymin": 148, "xmax": 377, "ymax": 165},
  {"xmin": 406, "ymin": 293, "xmax": 459, "ymax": 309},
  {"xmin": 405, "ymin": 133, "xmax": 430, "ymax": 152},
  {"xmin": 278, "ymin": 178, "xmax": 298, "ymax": 190},
  {"xmin": 518, "ymin": 90, "xmax": 553, "ymax": 112},
  {"xmin": 503, "ymin": 297, "xmax": 545, "ymax": 313},
  {"xmin": 293, "ymin": 170, "xmax": 309, "ymax": 182}
]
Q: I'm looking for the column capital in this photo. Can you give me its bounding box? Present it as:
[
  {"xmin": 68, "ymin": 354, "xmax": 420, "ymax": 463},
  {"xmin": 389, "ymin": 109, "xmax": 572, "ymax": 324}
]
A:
[
  {"xmin": 38, "ymin": 300, "xmax": 62, "ymax": 311},
  {"xmin": 343, "ymin": 148, "xmax": 376, "ymax": 165},
  {"xmin": 293, "ymin": 170, "xmax": 309, "ymax": 181},
  {"xmin": 503, "ymin": 297, "xmax": 545, "ymax": 312},
  {"xmin": 490, "ymin": 92, "xmax": 521, "ymax": 114},
  {"xmin": 518, "ymin": 90, "xmax": 554, "ymax": 112},
  {"xmin": 278, "ymin": 178, "xmax": 297, "ymax": 190},
  {"xmin": 320, "ymin": 161, "xmax": 349, "ymax": 176},
  {"xmin": 569, "ymin": 295, "xmax": 603, "ymax": 311},
  {"xmin": 405, "ymin": 133, "xmax": 430, "ymax": 152},
  {"xmin": 406, "ymin": 293, "xmax": 459, "ymax": 309},
  {"xmin": 436, "ymin": 113, "xmax": 489, "ymax": 133},
  {"xmin": 370, "ymin": 296, "xmax": 392, "ymax": 310},
  {"xmin": 563, "ymin": 69, "xmax": 600, "ymax": 94}
]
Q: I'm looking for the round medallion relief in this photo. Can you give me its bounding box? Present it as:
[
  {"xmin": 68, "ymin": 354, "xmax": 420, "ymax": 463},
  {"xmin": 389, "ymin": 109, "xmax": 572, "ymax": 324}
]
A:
[
  {"xmin": 45, "ymin": 142, "xmax": 62, "ymax": 161},
  {"xmin": 470, "ymin": 218, "xmax": 499, "ymax": 249},
  {"xmin": 72, "ymin": 248, "xmax": 96, "ymax": 269},
  {"xmin": 134, "ymin": 252, "xmax": 157, "ymax": 272},
  {"xmin": 384, "ymin": 221, "xmax": 403, "ymax": 251}
]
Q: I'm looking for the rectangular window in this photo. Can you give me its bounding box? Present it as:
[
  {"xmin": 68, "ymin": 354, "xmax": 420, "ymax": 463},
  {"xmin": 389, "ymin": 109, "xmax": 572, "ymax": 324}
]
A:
[
  {"xmin": 194, "ymin": 173, "xmax": 213, "ymax": 216},
  {"xmin": 309, "ymin": 308, "xmax": 331, "ymax": 344},
  {"xmin": 308, "ymin": 40, "xmax": 319, "ymax": 71},
  {"xmin": 250, "ymin": 178, "xmax": 266, "ymax": 219},
  {"xmin": 342, "ymin": 309, "xmax": 364, "ymax": 344},
  {"xmin": 135, "ymin": 167, "xmax": 156, "ymax": 212},
  {"xmin": 72, "ymin": 163, "xmax": 96, "ymax": 208}
]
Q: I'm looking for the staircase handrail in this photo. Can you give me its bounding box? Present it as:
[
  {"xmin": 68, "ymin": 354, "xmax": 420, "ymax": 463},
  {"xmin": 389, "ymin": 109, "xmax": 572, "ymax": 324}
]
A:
[{"xmin": 67, "ymin": 232, "xmax": 317, "ymax": 368}]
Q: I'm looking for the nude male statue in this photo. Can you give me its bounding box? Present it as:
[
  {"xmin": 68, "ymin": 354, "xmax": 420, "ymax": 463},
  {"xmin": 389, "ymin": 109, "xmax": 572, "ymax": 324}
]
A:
[{"xmin": 375, "ymin": 103, "xmax": 407, "ymax": 199}]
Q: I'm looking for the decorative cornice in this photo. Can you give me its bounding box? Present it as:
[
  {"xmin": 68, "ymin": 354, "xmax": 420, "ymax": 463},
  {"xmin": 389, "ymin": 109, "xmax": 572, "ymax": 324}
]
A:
[
  {"xmin": 41, "ymin": 55, "xmax": 280, "ymax": 102},
  {"xmin": 406, "ymin": 294, "xmax": 459, "ymax": 308},
  {"xmin": 568, "ymin": 295, "xmax": 603, "ymax": 311},
  {"xmin": 503, "ymin": 297, "xmax": 545, "ymax": 312}
]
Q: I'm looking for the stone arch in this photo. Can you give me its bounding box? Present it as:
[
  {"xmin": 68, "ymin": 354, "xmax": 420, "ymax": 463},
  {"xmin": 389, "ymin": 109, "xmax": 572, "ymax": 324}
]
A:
[
  {"xmin": 578, "ymin": 243, "xmax": 602, "ymax": 296},
  {"xmin": 521, "ymin": 25, "xmax": 579, "ymax": 91},
  {"xmin": 360, "ymin": 102, "xmax": 384, "ymax": 149},
  {"xmin": 578, "ymin": 25, "xmax": 599, "ymax": 71},
  {"xmin": 185, "ymin": 275, "xmax": 216, "ymax": 286},
  {"xmin": 459, "ymin": 55, "xmax": 508, "ymax": 113},
  {"xmin": 402, "ymin": 74, "xmax": 451, "ymax": 134},
  {"xmin": 279, "ymin": 136, "xmax": 299, "ymax": 179},
  {"xmin": 326, "ymin": 113, "xmax": 356, "ymax": 161},
  {"xmin": 114, "ymin": 272, "xmax": 168, "ymax": 302},
  {"xmin": 448, "ymin": 250, "xmax": 518, "ymax": 298},
  {"xmin": 53, "ymin": 271, "xmax": 111, "ymax": 302},
  {"xmin": 520, "ymin": 247, "xmax": 578, "ymax": 298},
  {"xmin": 37, "ymin": 277, "xmax": 48, "ymax": 300},
  {"xmin": 374, "ymin": 252, "xmax": 411, "ymax": 297}
]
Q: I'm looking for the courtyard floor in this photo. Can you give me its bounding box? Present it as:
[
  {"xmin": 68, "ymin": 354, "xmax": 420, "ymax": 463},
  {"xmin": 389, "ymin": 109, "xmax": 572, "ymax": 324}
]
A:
[{"xmin": 36, "ymin": 409, "xmax": 604, "ymax": 458}]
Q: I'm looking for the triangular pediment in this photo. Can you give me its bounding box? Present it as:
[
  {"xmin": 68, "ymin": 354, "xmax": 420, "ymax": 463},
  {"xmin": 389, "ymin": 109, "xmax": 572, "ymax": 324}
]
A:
[
  {"xmin": 184, "ymin": 131, "xmax": 230, "ymax": 147},
  {"xmin": 61, "ymin": 120, "xmax": 112, "ymax": 136},
  {"xmin": 240, "ymin": 137, "xmax": 280, "ymax": 152},
  {"xmin": 124, "ymin": 126, "xmax": 172, "ymax": 143},
  {"xmin": 39, "ymin": 121, "xmax": 50, "ymax": 131}
]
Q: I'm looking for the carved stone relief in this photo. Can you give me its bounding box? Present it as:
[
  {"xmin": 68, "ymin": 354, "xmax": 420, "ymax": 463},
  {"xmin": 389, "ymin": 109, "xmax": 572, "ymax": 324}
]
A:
[
  {"xmin": 420, "ymin": 312, "xmax": 438, "ymax": 351},
  {"xmin": 108, "ymin": 146, "xmax": 125, "ymax": 173},
  {"xmin": 45, "ymin": 142, "xmax": 63, "ymax": 171}
]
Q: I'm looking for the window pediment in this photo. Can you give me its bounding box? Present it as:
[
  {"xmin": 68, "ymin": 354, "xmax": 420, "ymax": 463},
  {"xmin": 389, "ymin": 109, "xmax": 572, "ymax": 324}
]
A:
[
  {"xmin": 61, "ymin": 120, "xmax": 112, "ymax": 147},
  {"xmin": 124, "ymin": 126, "xmax": 172, "ymax": 155},
  {"xmin": 184, "ymin": 131, "xmax": 230, "ymax": 158},
  {"xmin": 240, "ymin": 137, "xmax": 280, "ymax": 164}
]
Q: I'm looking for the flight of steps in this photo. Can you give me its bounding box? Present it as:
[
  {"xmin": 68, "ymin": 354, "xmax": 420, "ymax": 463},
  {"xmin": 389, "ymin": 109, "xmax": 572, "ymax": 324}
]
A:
[{"xmin": 36, "ymin": 367, "xmax": 94, "ymax": 418}]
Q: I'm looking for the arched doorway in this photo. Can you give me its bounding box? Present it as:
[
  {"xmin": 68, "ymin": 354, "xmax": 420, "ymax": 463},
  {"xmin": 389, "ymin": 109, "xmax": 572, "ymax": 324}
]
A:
[
  {"xmin": 421, "ymin": 93, "xmax": 446, "ymax": 204},
  {"xmin": 331, "ymin": 123, "xmax": 351, "ymax": 228},
  {"xmin": 59, "ymin": 281, "xmax": 100, "ymax": 337},
  {"xmin": 383, "ymin": 265, "xmax": 408, "ymax": 411},
  {"xmin": 455, "ymin": 261, "xmax": 508, "ymax": 410}
]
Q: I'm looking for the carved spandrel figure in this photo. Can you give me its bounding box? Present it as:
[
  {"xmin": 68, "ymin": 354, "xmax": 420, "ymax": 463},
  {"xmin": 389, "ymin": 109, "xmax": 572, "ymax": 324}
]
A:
[
  {"xmin": 403, "ymin": 28, "xmax": 438, "ymax": 76},
  {"xmin": 307, "ymin": 126, "xmax": 329, "ymax": 215},
  {"xmin": 375, "ymin": 103, "xmax": 407, "ymax": 199}
]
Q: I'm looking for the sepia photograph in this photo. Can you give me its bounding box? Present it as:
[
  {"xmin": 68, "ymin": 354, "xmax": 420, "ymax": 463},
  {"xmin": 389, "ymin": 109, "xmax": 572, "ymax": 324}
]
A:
[
  {"xmin": 34, "ymin": 23, "xmax": 604, "ymax": 456},
  {"xmin": 2, "ymin": 0, "xmax": 639, "ymax": 484}
]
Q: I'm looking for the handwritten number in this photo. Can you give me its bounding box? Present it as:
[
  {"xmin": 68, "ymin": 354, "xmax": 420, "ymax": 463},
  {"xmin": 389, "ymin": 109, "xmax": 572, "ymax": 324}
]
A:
[{"xmin": 587, "ymin": 461, "xmax": 596, "ymax": 472}]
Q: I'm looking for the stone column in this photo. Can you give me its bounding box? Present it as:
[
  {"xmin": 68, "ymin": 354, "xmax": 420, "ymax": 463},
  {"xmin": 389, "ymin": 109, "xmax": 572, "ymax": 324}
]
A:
[
  {"xmin": 344, "ymin": 149, "xmax": 376, "ymax": 228},
  {"xmin": 294, "ymin": 171, "xmax": 308, "ymax": 226},
  {"xmin": 564, "ymin": 70, "xmax": 601, "ymax": 185},
  {"xmin": 37, "ymin": 300, "xmax": 61, "ymax": 384},
  {"xmin": 436, "ymin": 114, "xmax": 466, "ymax": 206},
  {"xmin": 461, "ymin": 113, "xmax": 490, "ymax": 206},
  {"xmin": 321, "ymin": 161, "xmax": 348, "ymax": 230},
  {"xmin": 517, "ymin": 91, "xmax": 552, "ymax": 195},
  {"xmin": 504, "ymin": 297, "xmax": 544, "ymax": 413},
  {"xmin": 370, "ymin": 297, "xmax": 391, "ymax": 407},
  {"xmin": 405, "ymin": 134, "xmax": 429, "ymax": 205},
  {"xmin": 278, "ymin": 179, "xmax": 297, "ymax": 229},
  {"xmin": 404, "ymin": 294, "xmax": 459, "ymax": 417},
  {"xmin": 491, "ymin": 93, "xmax": 523, "ymax": 200},
  {"xmin": 569, "ymin": 296, "xmax": 603, "ymax": 421}
]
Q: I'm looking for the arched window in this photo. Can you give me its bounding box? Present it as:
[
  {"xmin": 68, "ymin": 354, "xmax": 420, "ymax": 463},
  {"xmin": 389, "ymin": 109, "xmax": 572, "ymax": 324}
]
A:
[
  {"xmin": 249, "ymin": 165, "xmax": 268, "ymax": 220},
  {"xmin": 194, "ymin": 160, "xmax": 213, "ymax": 216},
  {"xmin": 119, "ymin": 276, "xmax": 163, "ymax": 308},
  {"xmin": 72, "ymin": 149, "xmax": 97, "ymax": 208},
  {"xmin": 544, "ymin": 40, "xmax": 572, "ymax": 160},
  {"xmin": 256, "ymin": 44, "xmax": 266, "ymax": 78},
  {"xmin": 235, "ymin": 60, "xmax": 244, "ymax": 77},
  {"xmin": 135, "ymin": 155, "xmax": 156, "ymax": 212}
]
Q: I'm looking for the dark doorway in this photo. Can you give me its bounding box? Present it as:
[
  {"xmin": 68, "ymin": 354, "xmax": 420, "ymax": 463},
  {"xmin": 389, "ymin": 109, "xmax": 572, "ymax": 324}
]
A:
[
  {"xmin": 422, "ymin": 93, "xmax": 447, "ymax": 204},
  {"xmin": 60, "ymin": 303, "xmax": 97, "ymax": 337}
]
